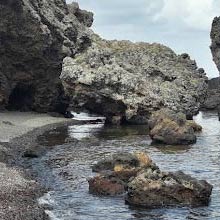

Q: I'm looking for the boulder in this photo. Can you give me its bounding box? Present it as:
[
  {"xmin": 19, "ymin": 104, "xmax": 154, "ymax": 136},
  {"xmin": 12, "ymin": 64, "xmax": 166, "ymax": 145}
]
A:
[
  {"xmin": 202, "ymin": 77, "xmax": 220, "ymax": 110},
  {"xmin": 89, "ymin": 152, "xmax": 155, "ymax": 196},
  {"xmin": 88, "ymin": 175, "xmax": 126, "ymax": 196},
  {"xmin": 92, "ymin": 152, "xmax": 153, "ymax": 172},
  {"xmin": 0, "ymin": 0, "xmax": 93, "ymax": 113},
  {"xmin": 149, "ymin": 109, "xmax": 198, "ymax": 145},
  {"xmin": 126, "ymin": 169, "xmax": 213, "ymax": 208},
  {"xmin": 88, "ymin": 152, "xmax": 213, "ymax": 208},
  {"xmin": 61, "ymin": 35, "xmax": 208, "ymax": 124}
]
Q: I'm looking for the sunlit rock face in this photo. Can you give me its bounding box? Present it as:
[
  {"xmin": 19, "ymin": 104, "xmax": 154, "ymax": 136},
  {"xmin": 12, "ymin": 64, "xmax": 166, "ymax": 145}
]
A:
[
  {"xmin": 0, "ymin": 0, "xmax": 93, "ymax": 113},
  {"xmin": 61, "ymin": 35, "xmax": 208, "ymax": 124}
]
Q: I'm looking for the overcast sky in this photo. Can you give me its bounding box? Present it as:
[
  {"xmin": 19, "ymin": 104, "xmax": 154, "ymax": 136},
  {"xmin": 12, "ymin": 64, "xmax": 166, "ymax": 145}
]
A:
[{"xmin": 67, "ymin": 0, "xmax": 220, "ymax": 78}]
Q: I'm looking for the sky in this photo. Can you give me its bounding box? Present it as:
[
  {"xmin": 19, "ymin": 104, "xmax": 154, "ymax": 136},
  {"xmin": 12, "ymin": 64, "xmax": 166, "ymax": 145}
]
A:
[{"xmin": 67, "ymin": 0, "xmax": 220, "ymax": 78}]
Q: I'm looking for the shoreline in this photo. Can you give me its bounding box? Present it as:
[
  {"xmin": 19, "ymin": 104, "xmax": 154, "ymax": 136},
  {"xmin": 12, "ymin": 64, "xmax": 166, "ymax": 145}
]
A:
[{"xmin": 0, "ymin": 111, "xmax": 83, "ymax": 220}]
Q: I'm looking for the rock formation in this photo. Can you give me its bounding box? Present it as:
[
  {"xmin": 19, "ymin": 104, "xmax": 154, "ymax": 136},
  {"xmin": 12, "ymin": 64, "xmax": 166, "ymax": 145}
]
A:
[
  {"xmin": 202, "ymin": 77, "xmax": 220, "ymax": 110},
  {"xmin": 88, "ymin": 152, "xmax": 213, "ymax": 207},
  {"xmin": 126, "ymin": 169, "xmax": 212, "ymax": 208},
  {"xmin": 0, "ymin": 0, "xmax": 93, "ymax": 113},
  {"xmin": 211, "ymin": 17, "xmax": 220, "ymax": 73},
  {"xmin": 149, "ymin": 109, "xmax": 202, "ymax": 145},
  {"xmin": 61, "ymin": 35, "xmax": 207, "ymax": 124}
]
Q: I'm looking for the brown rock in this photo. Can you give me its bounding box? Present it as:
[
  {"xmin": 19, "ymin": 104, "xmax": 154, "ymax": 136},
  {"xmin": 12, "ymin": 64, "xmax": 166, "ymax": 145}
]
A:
[
  {"xmin": 126, "ymin": 170, "xmax": 213, "ymax": 208},
  {"xmin": 149, "ymin": 109, "xmax": 197, "ymax": 145}
]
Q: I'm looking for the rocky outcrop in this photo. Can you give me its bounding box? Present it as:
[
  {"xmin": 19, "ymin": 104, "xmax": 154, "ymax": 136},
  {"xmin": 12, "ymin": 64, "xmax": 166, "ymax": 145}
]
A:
[
  {"xmin": 88, "ymin": 152, "xmax": 213, "ymax": 207},
  {"xmin": 149, "ymin": 109, "xmax": 201, "ymax": 145},
  {"xmin": 61, "ymin": 35, "xmax": 207, "ymax": 124},
  {"xmin": 126, "ymin": 169, "xmax": 213, "ymax": 208},
  {"xmin": 89, "ymin": 152, "xmax": 155, "ymax": 196},
  {"xmin": 202, "ymin": 77, "xmax": 220, "ymax": 110},
  {"xmin": 0, "ymin": 0, "xmax": 93, "ymax": 113},
  {"xmin": 211, "ymin": 17, "xmax": 220, "ymax": 73}
]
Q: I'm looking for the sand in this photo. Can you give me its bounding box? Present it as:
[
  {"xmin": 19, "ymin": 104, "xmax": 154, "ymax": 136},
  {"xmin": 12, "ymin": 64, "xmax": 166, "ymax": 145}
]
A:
[{"xmin": 0, "ymin": 111, "xmax": 70, "ymax": 142}]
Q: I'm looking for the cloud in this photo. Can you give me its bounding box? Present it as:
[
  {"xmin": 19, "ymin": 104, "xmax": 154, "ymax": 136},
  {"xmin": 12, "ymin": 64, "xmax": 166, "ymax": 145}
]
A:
[
  {"xmin": 67, "ymin": 0, "xmax": 220, "ymax": 77},
  {"xmin": 154, "ymin": 0, "xmax": 220, "ymax": 31}
]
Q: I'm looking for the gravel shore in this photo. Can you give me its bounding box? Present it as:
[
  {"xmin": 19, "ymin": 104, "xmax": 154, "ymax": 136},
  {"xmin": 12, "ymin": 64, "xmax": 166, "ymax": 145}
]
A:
[{"xmin": 0, "ymin": 111, "xmax": 79, "ymax": 220}]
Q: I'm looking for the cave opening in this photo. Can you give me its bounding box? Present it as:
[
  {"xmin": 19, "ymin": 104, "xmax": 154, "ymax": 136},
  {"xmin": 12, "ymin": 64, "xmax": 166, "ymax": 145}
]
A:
[{"xmin": 7, "ymin": 83, "xmax": 35, "ymax": 111}]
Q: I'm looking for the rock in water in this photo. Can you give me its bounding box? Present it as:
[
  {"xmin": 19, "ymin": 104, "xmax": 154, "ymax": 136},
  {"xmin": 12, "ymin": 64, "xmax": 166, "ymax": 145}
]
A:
[
  {"xmin": 0, "ymin": 0, "xmax": 93, "ymax": 113},
  {"xmin": 149, "ymin": 109, "xmax": 201, "ymax": 145},
  {"xmin": 126, "ymin": 169, "xmax": 213, "ymax": 208},
  {"xmin": 61, "ymin": 35, "xmax": 207, "ymax": 124},
  {"xmin": 89, "ymin": 152, "xmax": 213, "ymax": 207},
  {"xmin": 89, "ymin": 152, "xmax": 155, "ymax": 196}
]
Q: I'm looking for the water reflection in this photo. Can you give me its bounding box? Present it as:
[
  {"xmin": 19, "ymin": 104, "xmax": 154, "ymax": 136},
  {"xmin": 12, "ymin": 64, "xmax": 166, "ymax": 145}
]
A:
[{"xmin": 35, "ymin": 111, "xmax": 220, "ymax": 220}]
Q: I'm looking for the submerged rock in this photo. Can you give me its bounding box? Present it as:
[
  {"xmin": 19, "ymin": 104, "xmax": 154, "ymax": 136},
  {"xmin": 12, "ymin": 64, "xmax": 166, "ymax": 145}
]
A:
[
  {"xmin": 61, "ymin": 35, "xmax": 207, "ymax": 124},
  {"xmin": 126, "ymin": 170, "xmax": 213, "ymax": 208},
  {"xmin": 149, "ymin": 109, "xmax": 200, "ymax": 145},
  {"xmin": 0, "ymin": 0, "xmax": 93, "ymax": 113}
]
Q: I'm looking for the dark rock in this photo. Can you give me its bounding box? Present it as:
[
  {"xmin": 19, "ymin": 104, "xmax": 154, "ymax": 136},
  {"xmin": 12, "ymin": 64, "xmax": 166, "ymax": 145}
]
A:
[
  {"xmin": 126, "ymin": 170, "xmax": 213, "ymax": 208},
  {"xmin": 211, "ymin": 17, "xmax": 220, "ymax": 73},
  {"xmin": 88, "ymin": 152, "xmax": 212, "ymax": 207},
  {"xmin": 89, "ymin": 152, "xmax": 154, "ymax": 196},
  {"xmin": 61, "ymin": 35, "xmax": 208, "ymax": 125},
  {"xmin": 0, "ymin": 0, "xmax": 92, "ymax": 113},
  {"xmin": 22, "ymin": 150, "xmax": 39, "ymax": 159},
  {"xmin": 149, "ymin": 109, "xmax": 198, "ymax": 145},
  {"xmin": 64, "ymin": 111, "xmax": 74, "ymax": 118},
  {"xmin": 202, "ymin": 77, "xmax": 220, "ymax": 110}
]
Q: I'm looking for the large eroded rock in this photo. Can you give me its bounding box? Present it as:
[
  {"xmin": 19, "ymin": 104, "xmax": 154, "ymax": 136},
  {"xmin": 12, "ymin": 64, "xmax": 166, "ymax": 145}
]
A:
[
  {"xmin": 149, "ymin": 109, "xmax": 201, "ymax": 145},
  {"xmin": 61, "ymin": 35, "xmax": 207, "ymax": 124},
  {"xmin": 0, "ymin": 0, "xmax": 93, "ymax": 112}
]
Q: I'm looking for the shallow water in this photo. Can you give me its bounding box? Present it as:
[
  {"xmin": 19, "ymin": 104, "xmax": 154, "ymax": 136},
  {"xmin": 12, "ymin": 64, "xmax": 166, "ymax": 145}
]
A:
[{"xmin": 32, "ymin": 111, "xmax": 220, "ymax": 220}]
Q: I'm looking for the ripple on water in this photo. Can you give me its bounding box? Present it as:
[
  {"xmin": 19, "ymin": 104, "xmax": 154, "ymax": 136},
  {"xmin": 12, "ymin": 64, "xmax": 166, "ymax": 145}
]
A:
[{"xmin": 34, "ymin": 111, "xmax": 220, "ymax": 220}]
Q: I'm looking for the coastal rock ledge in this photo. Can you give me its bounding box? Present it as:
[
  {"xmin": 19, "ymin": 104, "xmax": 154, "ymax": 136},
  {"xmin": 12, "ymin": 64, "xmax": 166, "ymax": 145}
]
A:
[{"xmin": 61, "ymin": 35, "xmax": 208, "ymax": 124}]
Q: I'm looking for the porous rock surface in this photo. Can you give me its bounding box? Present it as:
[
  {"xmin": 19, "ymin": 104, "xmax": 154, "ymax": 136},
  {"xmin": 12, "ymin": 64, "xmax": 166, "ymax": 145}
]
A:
[
  {"xmin": 211, "ymin": 17, "xmax": 220, "ymax": 73},
  {"xmin": 61, "ymin": 35, "xmax": 207, "ymax": 124},
  {"xmin": 149, "ymin": 109, "xmax": 201, "ymax": 145},
  {"xmin": 126, "ymin": 169, "xmax": 213, "ymax": 208},
  {"xmin": 202, "ymin": 77, "xmax": 220, "ymax": 110},
  {"xmin": 88, "ymin": 152, "xmax": 213, "ymax": 207},
  {"xmin": 0, "ymin": 0, "xmax": 93, "ymax": 112}
]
